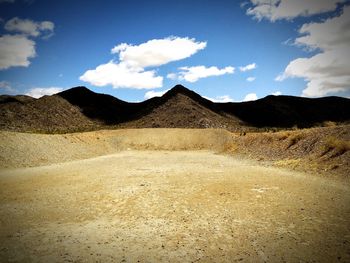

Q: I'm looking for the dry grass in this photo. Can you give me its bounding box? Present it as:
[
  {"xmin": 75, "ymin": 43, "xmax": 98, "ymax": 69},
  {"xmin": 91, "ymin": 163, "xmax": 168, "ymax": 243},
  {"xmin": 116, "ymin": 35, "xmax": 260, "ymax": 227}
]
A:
[
  {"xmin": 219, "ymin": 141, "xmax": 237, "ymax": 154},
  {"xmin": 276, "ymin": 131, "xmax": 290, "ymax": 141},
  {"xmin": 323, "ymin": 121, "xmax": 338, "ymax": 127},
  {"xmin": 286, "ymin": 133, "xmax": 305, "ymax": 148},
  {"xmin": 322, "ymin": 136, "xmax": 350, "ymax": 157},
  {"xmin": 274, "ymin": 159, "xmax": 301, "ymax": 169}
]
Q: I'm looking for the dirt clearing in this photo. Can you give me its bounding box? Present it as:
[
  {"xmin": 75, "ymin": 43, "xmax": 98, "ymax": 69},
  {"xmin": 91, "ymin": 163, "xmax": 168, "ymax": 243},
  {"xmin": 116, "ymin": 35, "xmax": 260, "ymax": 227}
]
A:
[{"xmin": 1, "ymin": 150, "xmax": 349, "ymax": 262}]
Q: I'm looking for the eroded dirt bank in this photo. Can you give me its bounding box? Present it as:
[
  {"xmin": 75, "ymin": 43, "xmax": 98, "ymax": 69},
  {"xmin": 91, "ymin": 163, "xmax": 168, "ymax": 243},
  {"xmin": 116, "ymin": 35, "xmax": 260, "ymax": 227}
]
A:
[
  {"xmin": 0, "ymin": 129, "xmax": 232, "ymax": 168},
  {"xmin": 1, "ymin": 151, "xmax": 350, "ymax": 262},
  {"xmin": 1, "ymin": 126, "xmax": 349, "ymax": 179}
]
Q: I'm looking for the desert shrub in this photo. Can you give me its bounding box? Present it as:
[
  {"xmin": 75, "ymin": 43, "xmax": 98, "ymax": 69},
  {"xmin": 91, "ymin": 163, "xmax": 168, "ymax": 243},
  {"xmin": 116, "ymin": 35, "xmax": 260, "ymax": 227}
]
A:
[
  {"xmin": 323, "ymin": 121, "xmax": 337, "ymax": 127},
  {"xmin": 264, "ymin": 134, "xmax": 273, "ymax": 143},
  {"xmin": 286, "ymin": 133, "xmax": 304, "ymax": 148},
  {"xmin": 322, "ymin": 137, "xmax": 350, "ymax": 157},
  {"xmin": 276, "ymin": 131, "xmax": 290, "ymax": 141},
  {"xmin": 274, "ymin": 158, "xmax": 301, "ymax": 169},
  {"xmin": 221, "ymin": 142, "xmax": 237, "ymax": 154}
]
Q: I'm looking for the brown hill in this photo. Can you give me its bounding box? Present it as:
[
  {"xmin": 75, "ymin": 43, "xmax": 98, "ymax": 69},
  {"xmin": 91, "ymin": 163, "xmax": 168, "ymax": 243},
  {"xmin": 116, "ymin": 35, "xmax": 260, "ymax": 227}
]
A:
[
  {"xmin": 0, "ymin": 84, "xmax": 349, "ymax": 133},
  {"xmin": 0, "ymin": 94, "xmax": 95, "ymax": 133},
  {"xmin": 119, "ymin": 92, "xmax": 243, "ymax": 129}
]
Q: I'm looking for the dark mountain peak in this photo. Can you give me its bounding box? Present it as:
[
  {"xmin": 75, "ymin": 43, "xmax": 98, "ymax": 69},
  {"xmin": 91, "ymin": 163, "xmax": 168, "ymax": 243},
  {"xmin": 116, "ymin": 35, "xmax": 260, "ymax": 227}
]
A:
[
  {"xmin": 56, "ymin": 86, "xmax": 137, "ymax": 125},
  {"xmin": 57, "ymin": 86, "xmax": 126, "ymax": 104},
  {"xmin": 170, "ymin": 84, "xmax": 190, "ymax": 93},
  {"xmin": 163, "ymin": 84, "xmax": 212, "ymax": 103},
  {"xmin": 163, "ymin": 85, "xmax": 194, "ymax": 98},
  {"xmin": 58, "ymin": 86, "xmax": 93, "ymax": 97}
]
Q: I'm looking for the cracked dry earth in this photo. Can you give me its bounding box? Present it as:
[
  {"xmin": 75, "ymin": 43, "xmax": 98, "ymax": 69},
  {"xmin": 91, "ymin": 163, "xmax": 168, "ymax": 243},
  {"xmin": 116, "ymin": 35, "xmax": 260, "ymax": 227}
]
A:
[{"xmin": 0, "ymin": 150, "xmax": 349, "ymax": 262}]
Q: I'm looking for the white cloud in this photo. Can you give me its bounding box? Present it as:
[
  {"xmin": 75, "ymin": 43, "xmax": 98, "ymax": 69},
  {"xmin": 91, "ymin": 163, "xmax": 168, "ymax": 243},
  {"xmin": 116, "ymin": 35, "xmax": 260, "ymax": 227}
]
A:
[
  {"xmin": 0, "ymin": 17, "xmax": 55, "ymax": 70},
  {"xmin": 277, "ymin": 6, "xmax": 350, "ymax": 97},
  {"xmin": 80, "ymin": 61, "xmax": 163, "ymax": 89},
  {"xmin": 294, "ymin": 11, "xmax": 349, "ymax": 51},
  {"xmin": 239, "ymin": 63, "xmax": 257, "ymax": 72},
  {"xmin": 272, "ymin": 91, "xmax": 282, "ymax": 95},
  {"xmin": 246, "ymin": 76, "xmax": 256, "ymax": 82},
  {"xmin": 81, "ymin": 37, "xmax": 206, "ymax": 89},
  {"xmin": 0, "ymin": 81, "xmax": 16, "ymax": 94},
  {"xmin": 274, "ymin": 74, "xmax": 285, "ymax": 82},
  {"xmin": 0, "ymin": 34, "xmax": 36, "ymax": 70},
  {"xmin": 243, "ymin": 93, "xmax": 258, "ymax": 101},
  {"xmin": 144, "ymin": 89, "xmax": 169, "ymax": 100},
  {"xmin": 166, "ymin": 73, "xmax": 177, "ymax": 80},
  {"xmin": 5, "ymin": 17, "xmax": 54, "ymax": 38},
  {"xmin": 203, "ymin": 95, "xmax": 234, "ymax": 103},
  {"xmin": 111, "ymin": 36, "xmax": 206, "ymax": 68},
  {"xmin": 25, "ymin": 87, "xmax": 64, "ymax": 98},
  {"xmin": 169, "ymin": 65, "xmax": 234, "ymax": 83},
  {"xmin": 247, "ymin": 0, "xmax": 345, "ymax": 21},
  {"xmin": 240, "ymin": 1, "xmax": 249, "ymax": 9}
]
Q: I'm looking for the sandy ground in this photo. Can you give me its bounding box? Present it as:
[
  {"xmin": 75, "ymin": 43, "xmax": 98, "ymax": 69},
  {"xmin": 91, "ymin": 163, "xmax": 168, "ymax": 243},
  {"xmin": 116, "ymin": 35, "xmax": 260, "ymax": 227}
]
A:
[{"xmin": 1, "ymin": 150, "xmax": 349, "ymax": 262}]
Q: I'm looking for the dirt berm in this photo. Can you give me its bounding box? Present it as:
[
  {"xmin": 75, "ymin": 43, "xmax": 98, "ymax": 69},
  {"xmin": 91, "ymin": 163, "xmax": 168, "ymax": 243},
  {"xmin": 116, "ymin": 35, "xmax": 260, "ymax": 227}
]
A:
[
  {"xmin": 1, "ymin": 127, "xmax": 349, "ymax": 179},
  {"xmin": 0, "ymin": 129, "xmax": 233, "ymax": 168}
]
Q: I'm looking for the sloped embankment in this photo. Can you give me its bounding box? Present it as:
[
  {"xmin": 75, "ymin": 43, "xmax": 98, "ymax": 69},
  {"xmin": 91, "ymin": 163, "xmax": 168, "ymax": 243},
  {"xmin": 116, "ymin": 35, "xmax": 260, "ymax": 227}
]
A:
[
  {"xmin": 0, "ymin": 126, "xmax": 349, "ymax": 179},
  {"xmin": 0, "ymin": 129, "xmax": 233, "ymax": 168},
  {"xmin": 230, "ymin": 125, "xmax": 350, "ymax": 179}
]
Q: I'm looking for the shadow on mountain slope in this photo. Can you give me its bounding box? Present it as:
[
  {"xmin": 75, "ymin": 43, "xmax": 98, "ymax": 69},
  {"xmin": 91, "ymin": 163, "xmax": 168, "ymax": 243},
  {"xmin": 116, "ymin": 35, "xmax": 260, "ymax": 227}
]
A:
[{"xmin": 1, "ymin": 84, "xmax": 349, "ymax": 132}]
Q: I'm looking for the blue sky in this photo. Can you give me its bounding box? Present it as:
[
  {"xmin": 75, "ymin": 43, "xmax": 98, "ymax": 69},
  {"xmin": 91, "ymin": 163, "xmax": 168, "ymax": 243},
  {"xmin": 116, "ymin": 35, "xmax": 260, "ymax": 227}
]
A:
[{"xmin": 0, "ymin": 0, "xmax": 349, "ymax": 102}]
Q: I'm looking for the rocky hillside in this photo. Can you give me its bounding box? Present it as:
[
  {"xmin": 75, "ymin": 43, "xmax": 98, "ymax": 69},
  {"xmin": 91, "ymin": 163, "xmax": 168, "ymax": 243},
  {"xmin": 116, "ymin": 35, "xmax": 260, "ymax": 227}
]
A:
[{"xmin": 1, "ymin": 85, "xmax": 349, "ymax": 133}]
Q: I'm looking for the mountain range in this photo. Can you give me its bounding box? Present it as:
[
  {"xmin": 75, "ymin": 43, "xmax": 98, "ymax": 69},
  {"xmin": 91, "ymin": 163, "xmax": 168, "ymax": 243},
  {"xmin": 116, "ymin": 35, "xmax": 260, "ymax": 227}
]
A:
[{"xmin": 1, "ymin": 85, "xmax": 349, "ymax": 133}]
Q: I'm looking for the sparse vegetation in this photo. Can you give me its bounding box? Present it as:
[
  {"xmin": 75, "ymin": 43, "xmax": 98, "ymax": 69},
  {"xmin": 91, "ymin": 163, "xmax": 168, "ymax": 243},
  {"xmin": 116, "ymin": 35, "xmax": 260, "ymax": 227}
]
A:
[
  {"xmin": 1, "ymin": 125, "xmax": 349, "ymax": 178},
  {"xmin": 323, "ymin": 121, "xmax": 337, "ymax": 127},
  {"xmin": 322, "ymin": 136, "xmax": 350, "ymax": 157},
  {"xmin": 274, "ymin": 158, "xmax": 301, "ymax": 169},
  {"xmin": 286, "ymin": 132, "xmax": 304, "ymax": 148},
  {"xmin": 220, "ymin": 141, "xmax": 237, "ymax": 154},
  {"xmin": 276, "ymin": 131, "xmax": 290, "ymax": 141},
  {"xmin": 229, "ymin": 125, "xmax": 350, "ymax": 178}
]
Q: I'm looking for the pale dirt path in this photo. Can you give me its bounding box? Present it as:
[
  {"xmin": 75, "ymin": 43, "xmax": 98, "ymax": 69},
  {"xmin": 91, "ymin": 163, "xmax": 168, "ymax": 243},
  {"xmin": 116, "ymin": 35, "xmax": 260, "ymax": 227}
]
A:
[{"xmin": 0, "ymin": 150, "xmax": 349, "ymax": 262}]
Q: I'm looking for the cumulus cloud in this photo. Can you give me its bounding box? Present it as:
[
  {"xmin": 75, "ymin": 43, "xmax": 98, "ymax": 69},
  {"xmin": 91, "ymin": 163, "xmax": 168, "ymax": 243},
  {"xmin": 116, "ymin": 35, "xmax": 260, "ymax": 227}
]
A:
[
  {"xmin": 166, "ymin": 73, "xmax": 177, "ymax": 80},
  {"xmin": 239, "ymin": 63, "xmax": 257, "ymax": 72},
  {"xmin": 247, "ymin": 0, "xmax": 345, "ymax": 21},
  {"xmin": 272, "ymin": 91, "xmax": 282, "ymax": 95},
  {"xmin": 276, "ymin": 6, "xmax": 350, "ymax": 97},
  {"xmin": 246, "ymin": 76, "xmax": 256, "ymax": 82},
  {"xmin": 111, "ymin": 37, "xmax": 206, "ymax": 68},
  {"xmin": 168, "ymin": 65, "xmax": 234, "ymax": 83},
  {"xmin": 203, "ymin": 95, "xmax": 234, "ymax": 103},
  {"xmin": 144, "ymin": 89, "xmax": 169, "ymax": 100},
  {"xmin": 25, "ymin": 87, "xmax": 64, "ymax": 98},
  {"xmin": 0, "ymin": 34, "xmax": 36, "ymax": 70},
  {"xmin": 243, "ymin": 93, "xmax": 258, "ymax": 101},
  {"xmin": 80, "ymin": 61, "xmax": 163, "ymax": 89},
  {"xmin": 294, "ymin": 11, "xmax": 349, "ymax": 51},
  {"xmin": 0, "ymin": 17, "xmax": 54, "ymax": 70},
  {"xmin": 5, "ymin": 17, "xmax": 54, "ymax": 38},
  {"xmin": 81, "ymin": 37, "xmax": 206, "ymax": 89}
]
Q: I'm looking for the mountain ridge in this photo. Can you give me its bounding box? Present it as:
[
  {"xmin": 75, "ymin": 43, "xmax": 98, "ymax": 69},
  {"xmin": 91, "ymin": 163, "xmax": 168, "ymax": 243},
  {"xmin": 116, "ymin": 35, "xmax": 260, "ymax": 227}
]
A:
[{"xmin": 0, "ymin": 85, "xmax": 349, "ymax": 133}]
